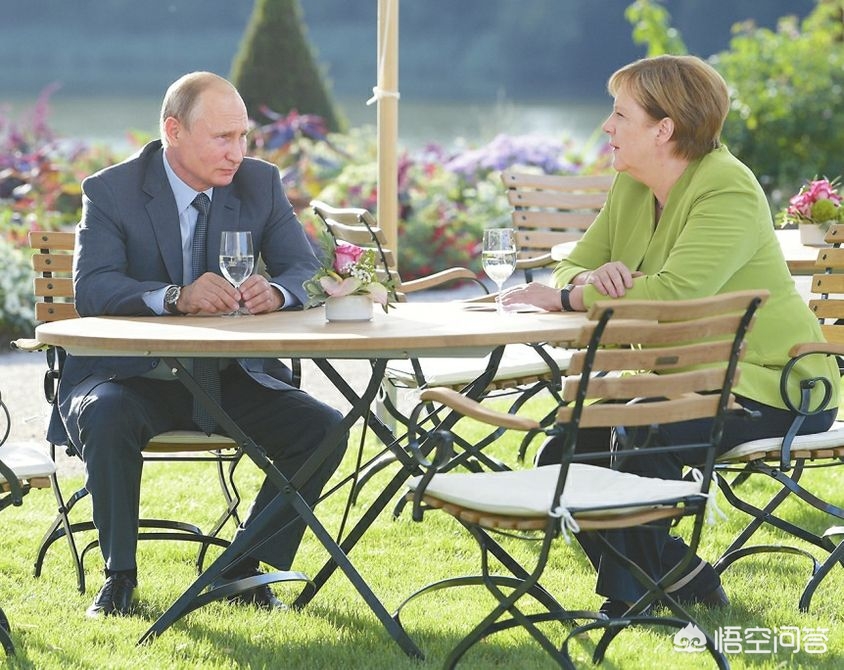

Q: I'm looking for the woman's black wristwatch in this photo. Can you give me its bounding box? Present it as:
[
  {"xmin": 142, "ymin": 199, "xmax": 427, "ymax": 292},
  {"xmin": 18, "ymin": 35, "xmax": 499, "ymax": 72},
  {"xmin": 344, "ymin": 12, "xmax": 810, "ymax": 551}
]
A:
[{"xmin": 559, "ymin": 283, "xmax": 575, "ymax": 312}]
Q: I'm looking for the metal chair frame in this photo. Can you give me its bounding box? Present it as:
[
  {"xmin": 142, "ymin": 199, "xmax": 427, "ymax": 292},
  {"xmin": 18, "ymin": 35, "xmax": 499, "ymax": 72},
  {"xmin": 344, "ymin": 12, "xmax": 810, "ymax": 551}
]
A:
[
  {"xmin": 0, "ymin": 389, "xmax": 56, "ymax": 656},
  {"xmin": 397, "ymin": 290, "xmax": 766, "ymax": 668},
  {"xmin": 714, "ymin": 223, "xmax": 844, "ymax": 611}
]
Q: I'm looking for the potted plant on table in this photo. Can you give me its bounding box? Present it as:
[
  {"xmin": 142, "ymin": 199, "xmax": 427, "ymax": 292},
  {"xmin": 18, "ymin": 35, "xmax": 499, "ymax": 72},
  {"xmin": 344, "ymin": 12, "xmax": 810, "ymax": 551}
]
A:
[
  {"xmin": 304, "ymin": 223, "xmax": 395, "ymax": 321},
  {"xmin": 778, "ymin": 176, "xmax": 843, "ymax": 247}
]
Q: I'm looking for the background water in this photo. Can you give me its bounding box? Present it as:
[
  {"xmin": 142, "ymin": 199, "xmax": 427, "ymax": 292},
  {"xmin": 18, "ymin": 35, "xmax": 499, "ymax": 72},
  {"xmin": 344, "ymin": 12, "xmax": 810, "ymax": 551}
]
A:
[{"xmin": 3, "ymin": 94, "xmax": 609, "ymax": 153}]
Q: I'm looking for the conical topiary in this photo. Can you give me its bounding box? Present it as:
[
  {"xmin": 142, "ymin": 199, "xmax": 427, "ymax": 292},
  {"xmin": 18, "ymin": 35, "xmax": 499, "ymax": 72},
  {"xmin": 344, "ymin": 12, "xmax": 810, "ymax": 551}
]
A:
[{"xmin": 230, "ymin": 0, "xmax": 344, "ymax": 132}]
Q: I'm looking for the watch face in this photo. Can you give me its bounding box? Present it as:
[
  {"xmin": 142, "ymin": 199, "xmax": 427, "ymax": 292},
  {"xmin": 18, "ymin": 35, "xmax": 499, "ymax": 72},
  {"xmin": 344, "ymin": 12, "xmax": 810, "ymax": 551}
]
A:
[
  {"xmin": 164, "ymin": 285, "xmax": 181, "ymax": 312},
  {"xmin": 165, "ymin": 286, "xmax": 180, "ymax": 302}
]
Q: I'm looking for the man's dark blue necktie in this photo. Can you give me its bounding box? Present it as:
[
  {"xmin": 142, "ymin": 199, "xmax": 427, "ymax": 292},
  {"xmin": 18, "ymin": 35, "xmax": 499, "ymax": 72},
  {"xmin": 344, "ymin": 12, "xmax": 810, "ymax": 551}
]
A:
[{"xmin": 190, "ymin": 192, "xmax": 220, "ymax": 434}]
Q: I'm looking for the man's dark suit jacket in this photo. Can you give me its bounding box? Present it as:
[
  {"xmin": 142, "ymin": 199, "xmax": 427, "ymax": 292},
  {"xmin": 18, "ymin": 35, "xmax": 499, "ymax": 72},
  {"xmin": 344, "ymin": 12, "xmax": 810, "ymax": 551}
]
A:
[{"xmin": 48, "ymin": 140, "xmax": 321, "ymax": 446}]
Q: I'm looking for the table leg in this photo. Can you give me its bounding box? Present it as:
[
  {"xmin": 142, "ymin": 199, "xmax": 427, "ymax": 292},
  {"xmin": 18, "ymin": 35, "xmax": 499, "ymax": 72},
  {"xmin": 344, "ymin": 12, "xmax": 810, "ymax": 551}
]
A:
[
  {"xmin": 138, "ymin": 489, "xmax": 309, "ymax": 644},
  {"xmin": 139, "ymin": 357, "xmax": 424, "ymax": 658},
  {"xmin": 296, "ymin": 348, "xmax": 506, "ymax": 607}
]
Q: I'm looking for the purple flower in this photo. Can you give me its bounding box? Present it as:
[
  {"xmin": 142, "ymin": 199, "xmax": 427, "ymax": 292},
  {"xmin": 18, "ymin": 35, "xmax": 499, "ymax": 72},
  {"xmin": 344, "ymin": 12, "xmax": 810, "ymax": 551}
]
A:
[{"xmin": 443, "ymin": 133, "xmax": 566, "ymax": 176}]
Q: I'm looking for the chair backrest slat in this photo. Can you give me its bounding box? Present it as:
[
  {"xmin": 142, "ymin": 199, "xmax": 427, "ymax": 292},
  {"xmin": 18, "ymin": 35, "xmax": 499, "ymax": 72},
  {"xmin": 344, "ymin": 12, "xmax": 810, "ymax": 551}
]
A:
[
  {"xmin": 501, "ymin": 170, "xmax": 612, "ymax": 271},
  {"xmin": 568, "ymin": 367, "xmax": 738, "ymax": 404},
  {"xmin": 809, "ymin": 224, "xmax": 844, "ymax": 334},
  {"xmin": 573, "ymin": 313, "xmax": 754, "ymax": 349},
  {"xmin": 28, "ymin": 230, "xmax": 78, "ymax": 322},
  {"xmin": 558, "ymin": 394, "xmax": 726, "ymax": 429},
  {"xmin": 568, "ymin": 341, "xmax": 738, "ymax": 376}
]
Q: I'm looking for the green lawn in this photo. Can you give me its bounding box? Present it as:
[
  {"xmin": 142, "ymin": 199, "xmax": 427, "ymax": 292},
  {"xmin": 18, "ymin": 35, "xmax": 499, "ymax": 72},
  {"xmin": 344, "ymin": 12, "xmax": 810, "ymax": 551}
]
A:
[{"xmin": 1, "ymin": 400, "xmax": 842, "ymax": 669}]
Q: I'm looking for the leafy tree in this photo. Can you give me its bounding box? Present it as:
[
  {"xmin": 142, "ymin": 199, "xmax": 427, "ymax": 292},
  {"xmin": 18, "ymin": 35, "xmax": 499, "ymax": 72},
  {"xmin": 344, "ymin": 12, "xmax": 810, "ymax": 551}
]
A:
[
  {"xmin": 714, "ymin": 0, "xmax": 844, "ymax": 198},
  {"xmin": 625, "ymin": 0, "xmax": 687, "ymax": 56},
  {"xmin": 230, "ymin": 0, "xmax": 343, "ymax": 131}
]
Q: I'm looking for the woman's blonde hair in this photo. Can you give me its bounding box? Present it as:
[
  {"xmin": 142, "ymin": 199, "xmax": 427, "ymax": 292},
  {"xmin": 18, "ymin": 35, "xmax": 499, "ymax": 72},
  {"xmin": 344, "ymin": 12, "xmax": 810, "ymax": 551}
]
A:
[{"xmin": 608, "ymin": 55, "xmax": 729, "ymax": 161}]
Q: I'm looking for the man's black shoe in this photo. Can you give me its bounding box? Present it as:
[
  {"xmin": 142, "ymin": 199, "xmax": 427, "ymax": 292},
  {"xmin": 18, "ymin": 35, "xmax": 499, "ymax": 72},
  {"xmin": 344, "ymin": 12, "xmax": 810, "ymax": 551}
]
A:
[
  {"xmin": 213, "ymin": 568, "xmax": 287, "ymax": 611},
  {"xmin": 86, "ymin": 573, "xmax": 137, "ymax": 618}
]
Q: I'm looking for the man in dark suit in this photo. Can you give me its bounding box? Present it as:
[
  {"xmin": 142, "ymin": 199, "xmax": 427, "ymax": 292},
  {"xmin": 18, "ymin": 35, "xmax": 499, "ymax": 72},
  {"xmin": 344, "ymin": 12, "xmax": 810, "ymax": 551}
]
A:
[{"xmin": 48, "ymin": 71, "xmax": 347, "ymax": 617}]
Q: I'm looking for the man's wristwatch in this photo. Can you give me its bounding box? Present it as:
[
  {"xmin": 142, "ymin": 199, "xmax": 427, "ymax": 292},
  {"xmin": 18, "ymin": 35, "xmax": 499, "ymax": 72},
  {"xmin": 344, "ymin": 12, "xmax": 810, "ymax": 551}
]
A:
[
  {"xmin": 559, "ymin": 283, "xmax": 576, "ymax": 312},
  {"xmin": 163, "ymin": 285, "xmax": 184, "ymax": 315}
]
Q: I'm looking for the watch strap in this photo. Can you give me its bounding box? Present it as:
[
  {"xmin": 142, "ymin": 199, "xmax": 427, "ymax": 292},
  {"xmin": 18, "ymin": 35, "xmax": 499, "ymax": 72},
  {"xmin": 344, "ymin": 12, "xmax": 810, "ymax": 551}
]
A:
[
  {"xmin": 164, "ymin": 285, "xmax": 183, "ymax": 315},
  {"xmin": 559, "ymin": 284, "xmax": 575, "ymax": 312}
]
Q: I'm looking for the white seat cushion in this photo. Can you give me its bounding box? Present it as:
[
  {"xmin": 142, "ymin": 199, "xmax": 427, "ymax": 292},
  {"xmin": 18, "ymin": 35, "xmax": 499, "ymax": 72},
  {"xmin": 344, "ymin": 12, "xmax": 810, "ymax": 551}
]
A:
[
  {"xmin": 407, "ymin": 463, "xmax": 703, "ymax": 518},
  {"xmin": 385, "ymin": 344, "xmax": 574, "ymax": 388},
  {"xmin": 146, "ymin": 431, "xmax": 237, "ymax": 447},
  {"xmin": 0, "ymin": 443, "xmax": 56, "ymax": 484},
  {"xmin": 718, "ymin": 422, "xmax": 844, "ymax": 461}
]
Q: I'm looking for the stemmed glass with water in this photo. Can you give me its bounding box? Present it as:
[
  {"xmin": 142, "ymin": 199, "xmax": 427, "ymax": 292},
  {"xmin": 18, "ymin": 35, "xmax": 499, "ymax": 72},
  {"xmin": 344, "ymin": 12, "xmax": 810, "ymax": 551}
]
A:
[
  {"xmin": 482, "ymin": 228, "xmax": 517, "ymax": 314},
  {"xmin": 219, "ymin": 230, "xmax": 254, "ymax": 316}
]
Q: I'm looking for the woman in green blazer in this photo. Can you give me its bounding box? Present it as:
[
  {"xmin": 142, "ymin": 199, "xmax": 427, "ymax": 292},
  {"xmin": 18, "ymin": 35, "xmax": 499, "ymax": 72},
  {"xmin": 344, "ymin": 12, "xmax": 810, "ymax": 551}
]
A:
[{"xmin": 500, "ymin": 54, "xmax": 839, "ymax": 616}]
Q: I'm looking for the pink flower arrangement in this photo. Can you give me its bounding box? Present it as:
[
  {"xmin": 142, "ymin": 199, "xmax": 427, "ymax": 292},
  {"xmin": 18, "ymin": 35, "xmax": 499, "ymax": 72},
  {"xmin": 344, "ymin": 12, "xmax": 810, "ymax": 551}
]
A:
[
  {"xmin": 304, "ymin": 229, "xmax": 395, "ymax": 311},
  {"xmin": 780, "ymin": 177, "xmax": 843, "ymax": 229}
]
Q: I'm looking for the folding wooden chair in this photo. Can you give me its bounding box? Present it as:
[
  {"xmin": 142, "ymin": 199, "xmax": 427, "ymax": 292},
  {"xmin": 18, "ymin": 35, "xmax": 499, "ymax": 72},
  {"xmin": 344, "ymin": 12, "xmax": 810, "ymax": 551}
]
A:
[
  {"xmin": 10, "ymin": 230, "xmax": 275, "ymax": 593},
  {"xmin": 0, "ymin": 388, "xmax": 56, "ymax": 656},
  {"xmin": 715, "ymin": 223, "xmax": 844, "ymax": 612},
  {"xmin": 309, "ymin": 201, "xmax": 573, "ymax": 494},
  {"xmin": 500, "ymin": 170, "xmax": 613, "ymax": 281},
  {"xmin": 396, "ymin": 290, "xmax": 767, "ymax": 668}
]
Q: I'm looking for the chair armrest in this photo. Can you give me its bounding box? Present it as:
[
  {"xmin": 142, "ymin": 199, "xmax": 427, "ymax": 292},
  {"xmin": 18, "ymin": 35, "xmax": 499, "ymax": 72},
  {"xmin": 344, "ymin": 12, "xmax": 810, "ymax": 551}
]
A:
[
  {"xmin": 516, "ymin": 254, "xmax": 554, "ymax": 271},
  {"xmin": 401, "ymin": 267, "xmax": 488, "ymax": 294},
  {"xmin": 461, "ymin": 293, "xmax": 498, "ymax": 303},
  {"xmin": 789, "ymin": 341, "xmax": 844, "ymax": 357},
  {"xmin": 419, "ymin": 387, "xmax": 542, "ymax": 431},
  {"xmin": 9, "ymin": 338, "xmax": 47, "ymax": 353},
  {"xmin": 406, "ymin": 387, "xmax": 543, "ymax": 521},
  {"xmin": 777, "ymin": 343, "xmax": 842, "ymax": 459}
]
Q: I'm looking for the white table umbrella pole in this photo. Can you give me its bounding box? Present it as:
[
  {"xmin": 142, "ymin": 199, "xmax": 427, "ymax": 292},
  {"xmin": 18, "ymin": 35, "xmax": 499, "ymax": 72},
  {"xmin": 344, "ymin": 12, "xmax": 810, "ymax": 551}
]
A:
[{"xmin": 373, "ymin": 0, "xmax": 399, "ymax": 264}]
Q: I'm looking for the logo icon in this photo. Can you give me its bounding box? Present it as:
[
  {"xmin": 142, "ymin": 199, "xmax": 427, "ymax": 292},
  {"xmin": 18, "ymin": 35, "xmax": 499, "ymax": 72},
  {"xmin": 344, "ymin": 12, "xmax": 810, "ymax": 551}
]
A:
[{"xmin": 673, "ymin": 623, "xmax": 707, "ymax": 653}]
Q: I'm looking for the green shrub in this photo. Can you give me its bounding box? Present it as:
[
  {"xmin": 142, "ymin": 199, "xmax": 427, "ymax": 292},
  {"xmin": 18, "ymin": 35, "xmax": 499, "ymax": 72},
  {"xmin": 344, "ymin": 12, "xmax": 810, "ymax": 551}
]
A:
[
  {"xmin": 714, "ymin": 4, "xmax": 844, "ymax": 203},
  {"xmin": 0, "ymin": 235, "xmax": 34, "ymax": 345}
]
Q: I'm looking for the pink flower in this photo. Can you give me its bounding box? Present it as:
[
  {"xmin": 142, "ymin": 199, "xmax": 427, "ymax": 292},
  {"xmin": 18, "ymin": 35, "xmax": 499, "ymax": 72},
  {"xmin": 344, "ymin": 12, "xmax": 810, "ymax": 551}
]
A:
[
  {"xmin": 784, "ymin": 177, "xmax": 842, "ymax": 225},
  {"xmin": 319, "ymin": 275, "xmax": 362, "ymax": 297},
  {"xmin": 807, "ymin": 179, "xmax": 842, "ymax": 204},
  {"xmin": 333, "ymin": 242, "xmax": 364, "ymax": 274}
]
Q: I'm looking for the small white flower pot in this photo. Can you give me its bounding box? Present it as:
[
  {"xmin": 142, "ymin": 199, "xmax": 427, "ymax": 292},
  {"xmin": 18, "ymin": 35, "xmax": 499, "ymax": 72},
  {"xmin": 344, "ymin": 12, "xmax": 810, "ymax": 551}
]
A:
[
  {"xmin": 799, "ymin": 223, "xmax": 832, "ymax": 247},
  {"xmin": 324, "ymin": 295, "xmax": 373, "ymax": 322}
]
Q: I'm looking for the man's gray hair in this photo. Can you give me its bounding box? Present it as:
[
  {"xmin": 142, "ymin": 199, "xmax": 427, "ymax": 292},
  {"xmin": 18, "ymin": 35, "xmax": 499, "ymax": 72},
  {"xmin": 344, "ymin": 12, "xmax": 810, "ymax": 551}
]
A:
[{"xmin": 159, "ymin": 71, "xmax": 238, "ymax": 146}]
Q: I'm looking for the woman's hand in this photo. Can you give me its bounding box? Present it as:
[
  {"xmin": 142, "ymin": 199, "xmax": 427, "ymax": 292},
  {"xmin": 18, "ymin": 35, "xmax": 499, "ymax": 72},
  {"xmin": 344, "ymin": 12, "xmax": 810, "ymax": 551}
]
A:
[
  {"xmin": 582, "ymin": 262, "xmax": 642, "ymax": 298},
  {"xmin": 498, "ymin": 283, "xmax": 564, "ymax": 311}
]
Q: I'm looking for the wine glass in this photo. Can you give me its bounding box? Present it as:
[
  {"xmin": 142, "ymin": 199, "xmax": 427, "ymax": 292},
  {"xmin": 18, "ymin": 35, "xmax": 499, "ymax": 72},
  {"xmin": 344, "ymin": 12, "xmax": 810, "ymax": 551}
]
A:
[
  {"xmin": 482, "ymin": 228, "xmax": 517, "ymax": 313},
  {"xmin": 219, "ymin": 230, "xmax": 254, "ymax": 316}
]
